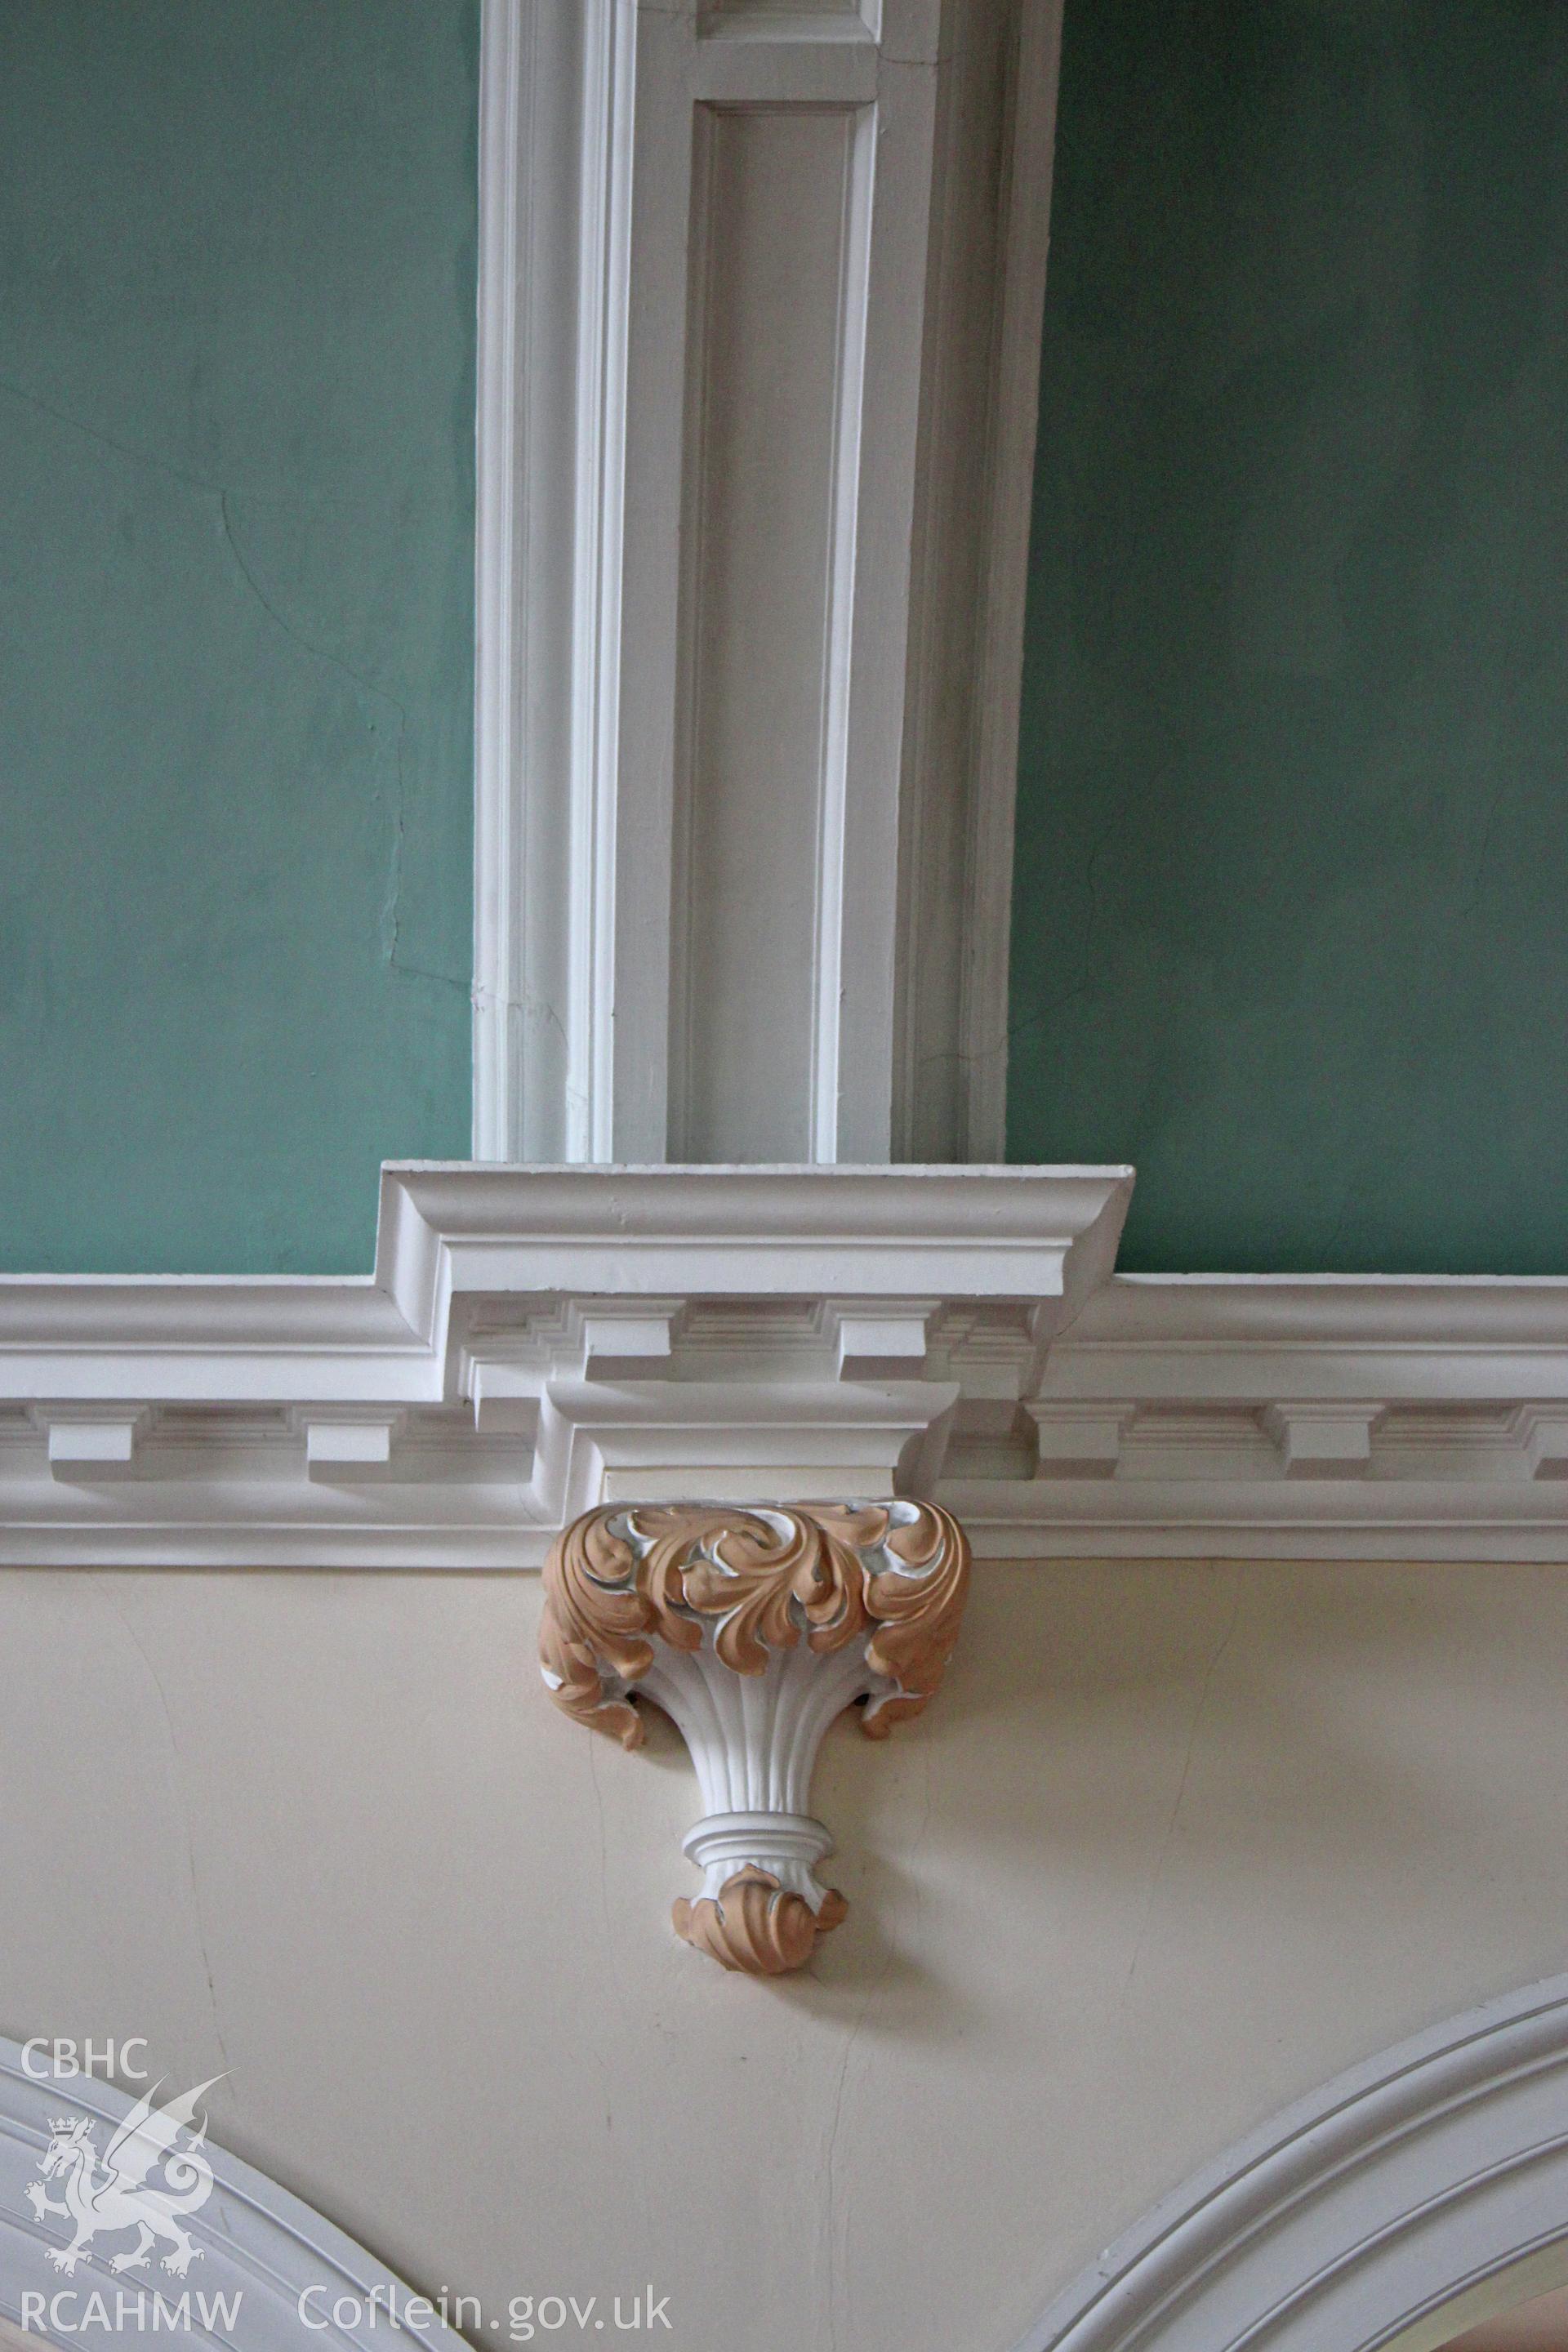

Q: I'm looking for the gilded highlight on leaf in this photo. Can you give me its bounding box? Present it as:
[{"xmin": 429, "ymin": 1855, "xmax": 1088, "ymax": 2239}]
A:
[
  {"xmin": 672, "ymin": 1871, "xmax": 849, "ymax": 1976},
  {"xmin": 538, "ymin": 1500, "xmax": 970, "ymax": 1746},
  {"xmin": 539, "ymin": 1499, "xmax": 970, "ymax": 1975}
]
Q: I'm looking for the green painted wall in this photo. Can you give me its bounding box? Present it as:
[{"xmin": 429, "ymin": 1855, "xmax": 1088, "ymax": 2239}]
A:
[
  {"xmin": 1009, "ymin": 0, "xmax": 1568, "ymax": 1273},
  {"xmin": 0, "ymin": 0, "xmax": 478, "ymax": 1274}
]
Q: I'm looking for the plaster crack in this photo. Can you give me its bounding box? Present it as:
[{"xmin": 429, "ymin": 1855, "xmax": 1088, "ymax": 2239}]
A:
[
  {"xmin": 586, "ymin": 1732, "xmax": 614, "ymax": 1967},
  {"xmin": 0, "ymin": 376, "xmax": 216, "ymax": 492},
  {"xmin": 1004, "ymin": 777, "xmax": 1141, "ymax": 1051},
  {"xmin": 218, "ymin": 492, "xmax": 387, "ymax": 705},
  {"xmin": 821, "ymin": 1931, "xmax": 896, "ymax": 2352},
  {"xmin": 1460, "ymin": 777, "xmax": 1508, "ymax": 919},
  {"xmin": 113, "ymin": 1604, "xmax": 234, "ymax": 2091},
  {"xmin": 2, "ymin": 384, "xmax": 454, "ymax": 1001},
  {"xmin": 217, "ymin": 493, "xmax": 431, "ymax": 982},
  {"xmin": 585, "ymin": 1736, "xmax": 656, "ymax": 2260},
  {"xmin": 391, "ymin": 956, "xmax": 470, "ymax": 999},
  {"xmin": 1118, "ymin": 1568, "xmax": 1243, "ymax": 2012},
  {"xmin": 379, "ymin": 713, "xmax": 410, "ymax": 971}
]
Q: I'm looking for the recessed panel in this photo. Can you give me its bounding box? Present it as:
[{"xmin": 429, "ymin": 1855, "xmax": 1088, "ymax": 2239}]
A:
[
  {"xmin": 702, "ymin": 0, "xmax": 867, "ymax": 19},
  {"xmin": 673, "ymin": 105, "xmax": 861, "ymax": 1160}
]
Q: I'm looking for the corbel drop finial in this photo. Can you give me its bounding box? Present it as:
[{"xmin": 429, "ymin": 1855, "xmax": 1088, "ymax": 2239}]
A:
[{"xmin": 539, "ymin": 1499, "xmax": 970, "ymax": 1975}]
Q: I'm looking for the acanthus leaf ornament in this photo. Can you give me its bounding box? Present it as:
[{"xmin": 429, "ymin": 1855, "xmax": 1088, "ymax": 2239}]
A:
[{"xmin": 539, "ymin": 1499, "xmax": 971, "ymax": 1974}]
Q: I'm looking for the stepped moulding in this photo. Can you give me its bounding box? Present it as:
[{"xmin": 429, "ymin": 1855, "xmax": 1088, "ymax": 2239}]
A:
[
  {"xmin": 539, "ymin": 1497, "xmax": 971, "ymax": 1974},
  {"xmin": 20, "ymin": 1162, "xmax": 1568, "ymax": 1562}
]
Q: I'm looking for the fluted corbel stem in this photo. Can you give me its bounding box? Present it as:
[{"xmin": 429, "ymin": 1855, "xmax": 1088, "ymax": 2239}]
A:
[{"xmin": 539, "ymin": 1500, "xmax": 970, "ymax": 1975}]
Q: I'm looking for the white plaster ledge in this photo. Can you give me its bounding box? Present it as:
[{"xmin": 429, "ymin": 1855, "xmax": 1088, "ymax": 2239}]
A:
[
  {"xmin": 11, "ymin": 1169, "xmax": 1568, "ymax": 1561},
  {"xmin": 0, "ymin": 1162, "xmax": 1129, "ymax": 1566}
]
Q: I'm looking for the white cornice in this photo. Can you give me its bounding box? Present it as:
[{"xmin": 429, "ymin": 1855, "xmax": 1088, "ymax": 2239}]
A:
[
  {"xmin": 0, "ymin": 1164, "xmax": 1123, "ymax": 1384},
  {"xmin": 941, "ymin": 1269, "xmax": 1568, "ymax": 1561},
  {"xmin": 0, "ymin": 1162, "xmax": 1129, "ymax": 1566},
  {"xmin": 1049, "ymin": 1272, "xmax": 1568, "ymax": 1393},
  {"xmin": 12, "ymin": 1168, "xmax": 1568, "ymax": 1563}
]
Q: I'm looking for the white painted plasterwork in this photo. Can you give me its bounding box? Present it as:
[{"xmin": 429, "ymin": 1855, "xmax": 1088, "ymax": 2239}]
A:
[
  {"xmin": 1020, "ymin": 1973, "xmax": 1568, "ymax": 2352},
  {"xmin": 473, "ymin": 0, "xmax": 632, "ymax": 1161},
  {"xmin": 472, "ymin": 0, "xmax": 1054, "ymax": 1165},
  {"xmin": 945, "ymin": 1272, "xmax": 1568, "ymax": 1560},
  {"xmin": 0, "ymin": 2042, "xmax": 466, "ymax": 2347},
  {"xmin": 895, "ymin": 0, "xmax": 1067, "ymax": 1160},
  {"xmin": 539, "ymin": 1497, "xmax": 969, "ymax": 1973},
  {"xmin": 11, "ymin": 1167, "xmax": 1568, "ymax": 1561},
  {"xmin": 0, "ymin": 1162, "xmax": 1129, "ymax": 1566}
]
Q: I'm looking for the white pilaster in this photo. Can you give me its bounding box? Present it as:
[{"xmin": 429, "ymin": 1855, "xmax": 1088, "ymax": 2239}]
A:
[{"xmin": 474, "ymin": 0, "xmax": 1062, "ymax": 1164}]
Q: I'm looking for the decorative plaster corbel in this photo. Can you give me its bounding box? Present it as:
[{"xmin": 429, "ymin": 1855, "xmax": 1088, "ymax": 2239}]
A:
[{"xmin": 539, "ymin": 1499, "xmax": 970, "ymax": 1975}]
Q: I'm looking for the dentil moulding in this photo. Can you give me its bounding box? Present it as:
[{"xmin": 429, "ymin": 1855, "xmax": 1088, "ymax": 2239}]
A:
[{"xmin": 539, "ymin": 1499, "xmax": 971, "ymax": 1975}]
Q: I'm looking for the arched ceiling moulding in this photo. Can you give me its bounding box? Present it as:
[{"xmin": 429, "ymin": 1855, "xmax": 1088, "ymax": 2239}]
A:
[
  {"xmin": 1022, "ymin": 1973, "xmax": 1568, "ymax": 2352},
  {"xmin": 0, "ymin": 2039, "xmax": 466, "ymax": 2347}
]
